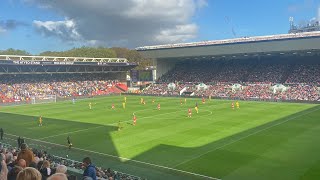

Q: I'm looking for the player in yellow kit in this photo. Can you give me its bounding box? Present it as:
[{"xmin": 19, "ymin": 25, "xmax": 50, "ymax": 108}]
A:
[
  {"xmin": 236, "ymin": 101, "xmax": 240, "ymax": 109},
  {"xmin": 89, "ymin": 102, "xmax": 92, "ymax": 110},
  {"xmin": 122, "ymin": 102, "xmax": 126, "ymax": 109},
  {"xmin": 194, "ymin": 102, "xmax": 199, "ymax": 114},
  {"xmin": 39, "ymin": 116, "xmax": 43, "ymax": 126}
]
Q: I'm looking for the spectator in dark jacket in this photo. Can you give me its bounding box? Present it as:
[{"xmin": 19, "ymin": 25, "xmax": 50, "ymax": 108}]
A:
[
  {"xmin": 7, "ymin": 166, "xmax": 23, "ymax": 180},
  {"xmin": 40, "ymin": 160, "xmax": 53, "ymax": 179},
  {"xmin": 82, "ymin": 157, "xmax": 96, "ymax": 180}
]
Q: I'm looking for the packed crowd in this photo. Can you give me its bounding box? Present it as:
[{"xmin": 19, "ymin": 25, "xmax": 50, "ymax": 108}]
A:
[
  {"xmin": 158, "ymin": 59, "xmax": 320, "ymax": 84},
  {"xmin": 148, "ymin": 59, "xmax": 320, "ymax": 101},
  {"xmin": 143, "ymin": 82, "xmax": 319, "ymax": 102},
  {"xmin": 286, "ymin": 64, "xmax": 320, "ymax": 84},
  {"xmin": 247, "ymin": 64, "xmax": 289, "ymax": 83},
  {"xmin": 0, "ymin": 142, "xmax": 141, "ymax": 180},
  {"xmin": 0, "ymin": 74, "xmax": 125, "ymax": 103}
]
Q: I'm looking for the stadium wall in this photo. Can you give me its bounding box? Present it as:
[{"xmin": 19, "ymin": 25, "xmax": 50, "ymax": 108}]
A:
[{"xmin": 155, "ymin": 59, "xmax": 177, "ymax": 79}]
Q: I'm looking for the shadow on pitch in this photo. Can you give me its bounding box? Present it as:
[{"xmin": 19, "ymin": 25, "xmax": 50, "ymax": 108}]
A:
[{"xmin": 126, "ymin": 105, "xmax": 320, "ymax": 179}]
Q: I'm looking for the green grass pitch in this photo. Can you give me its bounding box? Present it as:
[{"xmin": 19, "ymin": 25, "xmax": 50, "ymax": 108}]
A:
[{"xmin": 0, "ymin": 95, "xmax": 320, "ymax": 180}]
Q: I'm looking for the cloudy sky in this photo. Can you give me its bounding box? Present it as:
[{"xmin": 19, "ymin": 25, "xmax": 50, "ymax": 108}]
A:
[{"xmin": 0, "ymin": 0, "xmax": 319, "ymax": 54}]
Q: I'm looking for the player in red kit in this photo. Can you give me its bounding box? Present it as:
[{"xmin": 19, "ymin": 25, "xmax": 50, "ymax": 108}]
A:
[
  {"xmin": 202, "ymin": 97, "xmax": 206, "ymax": 104},
  {"xmin": 180, "ymin": 99, "xmax": 183, "ymax": 105},
  {"xmin": 231, "ymin": 102, "xmax": 235, "ymax": 110},
  {"xmin": 157, "ymin": 103, "xmax": 161, "ymax": 110},
  {"xmin": 133, "ymin": 113, "xmax": 137, "ymax": 126},
  {"xmin": 188, "ymin": 108, "xmax": 192, "ymax": 118},
  {"xmin": 111, "ymin": 103, "xmax": 115, "ymax": 110}
]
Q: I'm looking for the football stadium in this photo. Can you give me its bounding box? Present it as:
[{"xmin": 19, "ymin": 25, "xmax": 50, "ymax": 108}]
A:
[
  {"xmin": 0, "ymin": 31, "xmax": 320, "ymax": 180},
  {"xmin": 1, "ymin": 1, "xmax": 320, "ymax": 180}
]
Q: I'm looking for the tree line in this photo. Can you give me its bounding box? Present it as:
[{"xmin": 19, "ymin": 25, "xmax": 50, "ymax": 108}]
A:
[{"xmin": 0, "ymin": 47, "xmax": 151, "ymax": 70}]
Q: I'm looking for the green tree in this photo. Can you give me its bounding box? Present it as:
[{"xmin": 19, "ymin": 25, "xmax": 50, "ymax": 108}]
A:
[
  {"xmin": 40, "ymin": 47, "xmax": 116, "ymax": 58},
  {"xmin": 0, "ymin": 48, "xmax": 31, "ymax": 55},
  {"xmin": 112, "ymin": 47, "xmax": 152, "ymax": 70},
  {"xmin": 39, "ymin": 51, "xmax": 64, "ymax": 56}
]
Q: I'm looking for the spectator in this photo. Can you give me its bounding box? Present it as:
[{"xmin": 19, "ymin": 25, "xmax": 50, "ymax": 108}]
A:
[
  {"xmin": 47, "ymin": 173, "xmax": 68, "ymax": 180},
  {"xmin": 55, "ymin": 165, "xmax": 67, "ymax": 174},
  {"xmin": 0, "ymin": 157, "xmax": 8, "ymax": 180},
  {"xmin": 105, "ymin": 168, "xmax": 115, "ymax": 180},
  {"xmin": 55, "ymin": 165, "xmax": 75, "ymax": 180},
  {"xmin": 17, "ymin": 143, "xmax": 35, "ymax": 167},
  {"xmin": 37, "ymin": 161, "xmax": 44, "ymax": 171},
  {"xmin": 17, "ymin": 159, "xmax": 26, "ymax": 169},
  {"xmin": 7, "ymin": 166, "xmax": 23, "ymax": 180},
  {"xmin": 39, "ymin": 160, "xmax": 53, "ymax": 179},
  {"xmin": 16, "ymin": 167, "xmax": 42, "ymax": 180},
  {"xmin": 29, "ymin": 162, "xmax": 38, "ymax": 169},
  {"xmin": 82, "ymin": 157, "xmax": 96, "ymax": 180},
  {"xmin": 5, "ymin": 153, "xmax": 14, "ymax": 171}
]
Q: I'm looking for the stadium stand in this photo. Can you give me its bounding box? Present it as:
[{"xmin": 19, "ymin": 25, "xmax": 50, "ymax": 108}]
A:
[
  {"xmin": 0, "ymin": 74, "xmax": 127, "ymax": 103},
  {"xmin": 0, "ymin": 143, "xmax": 142, "ymax": 180},
  {"xmin": 143, "ymin": 59, "xmax": 320, "ymax": 102}
]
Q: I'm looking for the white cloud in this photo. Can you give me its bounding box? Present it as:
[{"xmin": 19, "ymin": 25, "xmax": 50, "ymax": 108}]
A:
[
  {"xmin": 29, "ymin": 0, "xmax": 207, "ymax": 47},
  {"xmin": 33, "ymin": 19, "xmax": 81, "ymax": 41},
  {"xmin": 154, "ymin": 24, "xmax": 198, "ymax": 44}
]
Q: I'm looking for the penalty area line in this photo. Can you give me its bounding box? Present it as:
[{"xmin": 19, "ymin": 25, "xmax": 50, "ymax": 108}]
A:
[{"xmin": 5, "ymin": 132, "xmax": 221, "ymax": 180}]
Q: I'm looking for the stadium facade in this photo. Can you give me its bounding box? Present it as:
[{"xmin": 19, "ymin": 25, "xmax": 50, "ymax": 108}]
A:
[
  {"xmin": 0, "ymin": 55, "xmax": 136, "ymax": 76},
  {"xmin": 136, "ymin": 31, "xmax": 320, "ymax": 80}
]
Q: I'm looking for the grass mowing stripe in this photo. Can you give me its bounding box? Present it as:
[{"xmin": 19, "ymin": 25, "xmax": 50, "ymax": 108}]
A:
[{"xmin": 173, "ymin": 106, "xmax": 320, "ymax": 168}]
